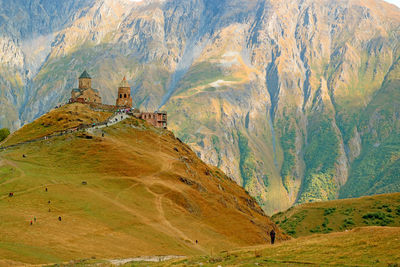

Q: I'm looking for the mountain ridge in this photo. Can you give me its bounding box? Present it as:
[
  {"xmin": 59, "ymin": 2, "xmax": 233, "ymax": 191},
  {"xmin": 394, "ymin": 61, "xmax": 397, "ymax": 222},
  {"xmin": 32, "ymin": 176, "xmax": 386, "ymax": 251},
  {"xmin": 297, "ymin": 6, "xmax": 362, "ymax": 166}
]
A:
[{"xmin": 0, "ymin": 0, "xmax": 399, "ymax": 213}]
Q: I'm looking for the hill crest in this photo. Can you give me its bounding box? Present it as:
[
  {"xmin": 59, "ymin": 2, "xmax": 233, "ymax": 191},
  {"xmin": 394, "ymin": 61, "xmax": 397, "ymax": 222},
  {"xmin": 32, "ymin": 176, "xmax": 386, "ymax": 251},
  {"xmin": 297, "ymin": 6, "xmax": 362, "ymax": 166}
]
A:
[{"xmin": 0, "ymin": 103, "xmax": 286, "ymax": 265}]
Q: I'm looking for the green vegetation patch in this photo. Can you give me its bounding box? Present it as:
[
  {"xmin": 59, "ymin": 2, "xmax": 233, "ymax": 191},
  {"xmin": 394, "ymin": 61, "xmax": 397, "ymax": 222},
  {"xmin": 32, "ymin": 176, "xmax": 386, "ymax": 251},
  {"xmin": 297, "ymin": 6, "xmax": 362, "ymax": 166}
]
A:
[
  {"xmin": 211, "ymin": 135, "xmax": 221, "ymax": 167},
  {"xmin": 272, "ymin": 193, "xmax": 400, "ymax": 237},
  {"xmin": 362, "ymin": 212, "xmax": 394, "ymax": 226},
  {"xmin": 323, "ymin": 207, "xmax": 336, "ymax": 216},
  {"xmin": 298, "ymin": 115, "xmax": 340, "ymax": 203},
  {"xmin": 276, "ymin": 116, "xmax": 297, "ymax": 193},
  {"xmin": 0, "ymin": 128, "xmax": 10, "ymax": 143},
  {"xmin": 237, "ymin": 131, "xmax": 257, "ymax": 187},
  {"xmin": 340, "ymin": 78, "xmax": 400, "ymax": 198},
  {"xmin": 342, "ymin": 218, "xmax": 355, "ymax": 228},
  {"xmin": 276, "ymin": 210, "xmax": 308, "ymax": 237}
]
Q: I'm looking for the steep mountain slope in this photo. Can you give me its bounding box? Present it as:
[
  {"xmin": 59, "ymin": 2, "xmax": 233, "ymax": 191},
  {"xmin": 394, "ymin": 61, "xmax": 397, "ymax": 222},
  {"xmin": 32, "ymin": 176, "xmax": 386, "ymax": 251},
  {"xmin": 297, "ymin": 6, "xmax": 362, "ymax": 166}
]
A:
[
  {"xmin": 272, "ymin": 193, "xmax": 400, "ymax": 237},
  {"xmin": 0, "ymin": 0, "xmax": 399, "ymax": 214},
  {"xmin": 0, "ymin": 103, "xmax": 283, "ymax": 265},
  {"xmin": 0, "ymin": 0, "xmax": 95, "ymax": 129}
]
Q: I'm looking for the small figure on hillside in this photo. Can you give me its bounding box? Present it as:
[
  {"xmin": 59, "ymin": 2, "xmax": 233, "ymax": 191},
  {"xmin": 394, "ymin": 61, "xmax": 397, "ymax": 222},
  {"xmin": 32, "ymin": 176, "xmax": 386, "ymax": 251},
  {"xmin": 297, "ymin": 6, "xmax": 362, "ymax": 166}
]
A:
[
  {"xmin": 102, "ymin": 132, "xmax": 104, "ymax": 137},
  {"xmin": 48, "ymin": 200, "xmax": 51, "ymax": 204},
  {"xmin": 34, "ymin": 217, "xmax": 36, "ymax": 223},
  {"xmin": 270, "ymin": 229, "xmax": 276, "ymax": 245},
  {"xmin": 58, "ymin": 216, "xmax": 62, "ymax": 222},
  {"xmin": 8, "ymin": 192, "xmax": 13, "ymax": 197},
  {"xmin": 196, "ymin": 240, "xmax": 198, "ymax": 244},
  {"xmin": 22, "ymin": 154, "xmax": 27, "ymax": 158},
  {"xmin": 30, "ymin": 220, "xmax": 33, "ymax": 225},
  {"xmin": 45, "ymin": 187, "xmax": 48, "ymax": 192}
]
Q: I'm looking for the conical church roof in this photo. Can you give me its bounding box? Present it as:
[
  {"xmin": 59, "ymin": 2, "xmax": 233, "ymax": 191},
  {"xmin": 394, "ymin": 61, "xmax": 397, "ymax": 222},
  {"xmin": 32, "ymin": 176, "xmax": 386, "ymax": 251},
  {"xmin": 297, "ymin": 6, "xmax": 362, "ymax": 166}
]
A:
[
  {"xmin": 119, "ymin": 76, "xmax": 130, "ymax": 88},
  {"xmin": 79, "ymin": 70, "xmax": 91, "ymax": 79}
]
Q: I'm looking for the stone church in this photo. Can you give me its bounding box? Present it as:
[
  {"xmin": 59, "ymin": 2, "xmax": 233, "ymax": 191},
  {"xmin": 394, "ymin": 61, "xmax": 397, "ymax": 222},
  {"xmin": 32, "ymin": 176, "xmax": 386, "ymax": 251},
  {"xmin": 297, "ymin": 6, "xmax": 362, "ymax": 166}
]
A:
[{"xmin": 70, "ymin": 70, "xmax": 102, "ymax": 104}]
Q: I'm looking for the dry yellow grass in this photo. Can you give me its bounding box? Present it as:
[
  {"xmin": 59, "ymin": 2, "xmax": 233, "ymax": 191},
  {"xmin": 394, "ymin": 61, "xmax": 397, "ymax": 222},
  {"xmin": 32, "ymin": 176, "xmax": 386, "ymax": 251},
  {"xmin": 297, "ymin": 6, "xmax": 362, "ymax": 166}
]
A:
[
  {"xmin": 148, "ymin": 226, "xmax": 400, "ymax": 266},
  {"xmin": 2, "ymin": 103, "xmax": 112, "ymax": 146},
  {"xmin": 0, "ymin": 107, "xmax": 283, "ymax": 265}
]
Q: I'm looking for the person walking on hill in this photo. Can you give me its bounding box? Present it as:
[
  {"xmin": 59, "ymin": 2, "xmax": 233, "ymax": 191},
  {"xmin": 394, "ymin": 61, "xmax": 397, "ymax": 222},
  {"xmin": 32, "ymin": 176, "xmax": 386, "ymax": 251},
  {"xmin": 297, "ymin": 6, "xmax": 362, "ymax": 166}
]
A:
[{"xmin": 270, "ymin": 229, "xmax": 276, "ymax": 244}]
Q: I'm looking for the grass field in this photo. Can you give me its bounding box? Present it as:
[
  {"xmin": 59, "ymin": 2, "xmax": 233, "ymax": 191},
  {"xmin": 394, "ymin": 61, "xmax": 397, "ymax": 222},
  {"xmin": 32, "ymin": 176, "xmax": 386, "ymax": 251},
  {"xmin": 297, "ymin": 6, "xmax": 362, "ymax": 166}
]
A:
[
  {"xmin": 1, "ymin": 103, "xmax": 112, "ymax": 146},
  {"xmin": 0, "ymin": 104, "xmax": 281, "ymax": 265},
  {"xmin": 272, "ymin": 193, "xmax": 400, "ymax": 237},
  {"xmin": 140, "ymin": 226, "xmax": 400, "ymax": 266}
]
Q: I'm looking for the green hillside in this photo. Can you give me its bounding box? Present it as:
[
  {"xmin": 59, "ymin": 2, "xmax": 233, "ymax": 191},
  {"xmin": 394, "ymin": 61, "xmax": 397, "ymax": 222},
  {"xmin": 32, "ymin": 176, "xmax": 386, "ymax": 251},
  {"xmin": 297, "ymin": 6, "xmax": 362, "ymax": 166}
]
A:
[
  {"xmin": 272, "ymin": 193, "xmax": 400, "ymax": 237},
  {"xmin": 340, "ymin": 77, "xmax": 400, "ymax": 198},
  {"xmin": 0, "ymin": 104, "xmax": 282, "ymax": 266}
]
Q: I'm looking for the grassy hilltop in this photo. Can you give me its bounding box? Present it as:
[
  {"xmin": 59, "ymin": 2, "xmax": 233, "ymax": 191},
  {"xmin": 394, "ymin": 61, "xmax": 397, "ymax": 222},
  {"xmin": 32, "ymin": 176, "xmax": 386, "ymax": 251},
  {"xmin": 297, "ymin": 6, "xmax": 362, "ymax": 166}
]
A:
[
  {"xmin": 0, "ymin": 104, "xmax": 282, "ymax": 266},
  {"xmin": 272, "ymin": 193, "xmax": 400, "ymax": 237}
]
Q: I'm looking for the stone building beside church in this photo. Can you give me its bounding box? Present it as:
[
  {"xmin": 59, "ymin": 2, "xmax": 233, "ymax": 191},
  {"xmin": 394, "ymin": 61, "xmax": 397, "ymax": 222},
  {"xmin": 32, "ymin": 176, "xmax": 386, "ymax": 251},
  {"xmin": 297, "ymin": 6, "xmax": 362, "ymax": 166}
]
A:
[
  {"xmin": 70, "ymin": 70, "xmax": 102, "ymax": 104},
  {"xmin": 139, "ymin": 111, "xmax": 168, "ymax": 129}
]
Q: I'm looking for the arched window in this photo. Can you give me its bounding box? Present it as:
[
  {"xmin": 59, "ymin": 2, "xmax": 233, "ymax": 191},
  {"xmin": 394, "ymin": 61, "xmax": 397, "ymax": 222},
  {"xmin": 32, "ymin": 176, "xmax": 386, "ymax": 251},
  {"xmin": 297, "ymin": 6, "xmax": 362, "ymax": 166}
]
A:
[
  {"xmin": 124, "ymin": 94, "xmax": 127, "ymax": 98},
  {"xmin": 120, "ymin": 94, "xmax": 122, "ymax": 98}
]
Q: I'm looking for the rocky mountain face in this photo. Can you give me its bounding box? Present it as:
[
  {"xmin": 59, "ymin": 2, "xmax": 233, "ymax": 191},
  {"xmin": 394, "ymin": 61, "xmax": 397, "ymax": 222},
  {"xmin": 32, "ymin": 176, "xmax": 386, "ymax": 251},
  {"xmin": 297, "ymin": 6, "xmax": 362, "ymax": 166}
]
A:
[{"xmin": 0, "ymin": 0, "xmax": 399, "ymax": 214}]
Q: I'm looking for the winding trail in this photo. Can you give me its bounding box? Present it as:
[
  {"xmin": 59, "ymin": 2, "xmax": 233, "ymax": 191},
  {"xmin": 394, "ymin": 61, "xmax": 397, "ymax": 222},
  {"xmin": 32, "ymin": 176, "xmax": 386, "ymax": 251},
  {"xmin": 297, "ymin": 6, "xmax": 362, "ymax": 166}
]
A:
[
  {"xmin": 0, "ymin": 159, "xmax": 26, "ymax": 187},
  {"xmin": 0, "ymin": 109, "xmax": 206, "ymax": 254},
  {"xmin": 102, "ymin": 133, "xmax": 206, "ymax": 252}
]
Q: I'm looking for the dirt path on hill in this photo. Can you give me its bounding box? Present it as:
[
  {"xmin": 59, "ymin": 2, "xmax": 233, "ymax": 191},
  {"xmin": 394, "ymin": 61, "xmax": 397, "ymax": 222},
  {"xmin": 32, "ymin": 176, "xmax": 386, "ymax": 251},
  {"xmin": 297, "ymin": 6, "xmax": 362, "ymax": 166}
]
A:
[
  {"xmin": 153, "ymin": 193, "xmax": 204, "ymax": 251},
  {"xmin": 108, "ymin": 255, "xmax": 186, "ymax": 265},
  {"xmin": 0, "ymin": 158, "xmax": 26, "ymax": 186},
  {"xmin": 0, "ymin": 183, "xmax": 58, "ymax": 200},
  {"xmin": 84, "ymin": 187, "xmax": 202, "ymax": 252},
  {"xmin": 142, "ymin": 156, "xmax": 208, "ymax": 253},
  {"xmin": 114, "ymin": 181, "xmax": 141, "ymax": 201},
  {"xmin": 86, "ymin": 135, "xmax": 204, "ymax": 253}
]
